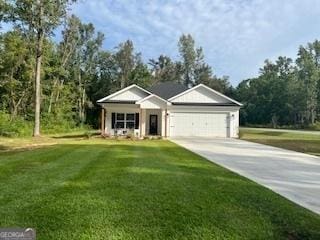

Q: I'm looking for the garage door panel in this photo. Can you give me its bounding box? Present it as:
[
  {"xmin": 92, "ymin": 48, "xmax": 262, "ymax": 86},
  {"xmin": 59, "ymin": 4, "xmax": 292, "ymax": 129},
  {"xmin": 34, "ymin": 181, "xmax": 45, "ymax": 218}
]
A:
[{"xmin": 170, "ymin": 112, "xmax": 229, "ymax": 137}]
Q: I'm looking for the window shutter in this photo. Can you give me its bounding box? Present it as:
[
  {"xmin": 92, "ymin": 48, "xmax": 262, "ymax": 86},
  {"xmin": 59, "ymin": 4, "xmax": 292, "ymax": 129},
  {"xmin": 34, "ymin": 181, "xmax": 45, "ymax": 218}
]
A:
[
  {"xmin": 135, "ymin": 113, "xmax": 139, "ymax": 129},
  {"xmin": 112, "ymin": 113, "xmax": 115, "ymax": 129}
]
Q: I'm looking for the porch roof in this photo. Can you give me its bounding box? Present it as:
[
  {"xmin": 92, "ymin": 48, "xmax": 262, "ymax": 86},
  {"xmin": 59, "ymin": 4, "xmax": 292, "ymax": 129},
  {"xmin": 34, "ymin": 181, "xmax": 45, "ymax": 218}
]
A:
[
  {"xmin": 136, "ymin": 94, "xmax": 168, "ymax": 109},
  {"xmin": 98, "ymin": 100, "xmax": 136, "ymax": 104}
]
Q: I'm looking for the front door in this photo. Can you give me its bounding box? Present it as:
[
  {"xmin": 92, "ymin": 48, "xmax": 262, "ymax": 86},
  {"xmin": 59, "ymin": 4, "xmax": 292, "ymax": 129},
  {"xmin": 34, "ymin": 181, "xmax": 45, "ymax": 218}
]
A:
[{"xmin": 149, "ymin": 115, "xmax": 158, "ymax": 135}]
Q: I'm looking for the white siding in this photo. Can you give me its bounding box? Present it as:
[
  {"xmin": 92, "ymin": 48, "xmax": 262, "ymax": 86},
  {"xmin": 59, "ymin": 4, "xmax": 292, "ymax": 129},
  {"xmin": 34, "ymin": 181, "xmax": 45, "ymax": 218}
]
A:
[
  {"xmin": 171, "ymin": 87, "xmax": 230, "ymax": 103},
  {"xmin": 161, "ymin": 109, "xmax": 166, "ymax": 137},
  {"xmin": 139, "ymin": 96, "xmax": 167, "ymax": 109},
  {"xmin": 229, "ymin": 109, "xmax": 239, "ymax": 138},
  {"xmin": 109, "ymin": 87, "xmax": 149, "ymax": 101}
]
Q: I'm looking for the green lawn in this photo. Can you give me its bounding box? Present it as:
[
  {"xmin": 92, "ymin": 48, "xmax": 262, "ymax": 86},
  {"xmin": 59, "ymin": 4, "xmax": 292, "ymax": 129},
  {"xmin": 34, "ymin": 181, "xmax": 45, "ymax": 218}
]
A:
[
  {"xmin": 240, "ymin": 128, "xmax": 320, "ymax": 156},
  {"xmin": 0, "ymin": 137, "xmax": 319, "ymax": 239}
]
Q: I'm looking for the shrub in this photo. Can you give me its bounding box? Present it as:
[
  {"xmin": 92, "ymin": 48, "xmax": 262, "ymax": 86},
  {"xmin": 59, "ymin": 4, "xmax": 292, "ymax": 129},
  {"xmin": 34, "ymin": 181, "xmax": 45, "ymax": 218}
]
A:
[
  {"xmin": 308, "ymin": 122, "xmax": 320, "ymax": 131},
  {"xmin": 84, "ymin": 131, "xmax": 93, "ymax": 139},
  {"xmin": 0, "ymin": 112, "xmax": 32, "ymax": 137},
  {"xmin": 0, "ymin": 111, "xmax": 92, "ymax": 137}
]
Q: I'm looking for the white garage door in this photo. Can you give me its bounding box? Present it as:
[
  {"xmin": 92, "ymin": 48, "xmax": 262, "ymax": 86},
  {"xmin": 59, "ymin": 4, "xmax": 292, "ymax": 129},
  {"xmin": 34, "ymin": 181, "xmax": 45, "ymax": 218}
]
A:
[{"xmin": 170, "ymin": 112, "xmax": 229, "ymax": 137}]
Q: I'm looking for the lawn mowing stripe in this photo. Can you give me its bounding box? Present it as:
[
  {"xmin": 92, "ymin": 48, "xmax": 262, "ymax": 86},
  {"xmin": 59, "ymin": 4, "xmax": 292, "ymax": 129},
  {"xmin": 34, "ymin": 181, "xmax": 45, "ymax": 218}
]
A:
[
  {"xmin": 90, "ymin": 141, "xmax": 273, "ymax": 239},
  {"xmin": 0, "ymin": 145, "xmax": 73, "ymax": 182},
  {"xmin": 0, "ymin": 140, "xmax": 319, "ymax": 240},
  {"xmin": 0, "ymin": 144, "xmax": 107, "ymax": 225}
]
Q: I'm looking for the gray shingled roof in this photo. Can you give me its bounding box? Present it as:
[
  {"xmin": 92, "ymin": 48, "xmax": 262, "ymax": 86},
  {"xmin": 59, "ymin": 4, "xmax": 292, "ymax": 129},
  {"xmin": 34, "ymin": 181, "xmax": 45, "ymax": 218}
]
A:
[{"xmin": 148, "ymin": 82, "xmax": 188, "ymax": 100}]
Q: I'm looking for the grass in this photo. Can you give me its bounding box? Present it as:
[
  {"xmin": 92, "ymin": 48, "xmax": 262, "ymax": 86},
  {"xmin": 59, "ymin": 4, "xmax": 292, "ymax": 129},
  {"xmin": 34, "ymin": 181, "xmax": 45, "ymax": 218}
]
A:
[
  {"xmin": 0, "ymin": 130, "xmax": 98, "ymax": 151},
  {"xmin": 0, "ymin": 136, "xmax": 319, "ymax": 239},
  {"xmin": 240, "ymin": 128, "xmax": 320, "ymax": 156}
]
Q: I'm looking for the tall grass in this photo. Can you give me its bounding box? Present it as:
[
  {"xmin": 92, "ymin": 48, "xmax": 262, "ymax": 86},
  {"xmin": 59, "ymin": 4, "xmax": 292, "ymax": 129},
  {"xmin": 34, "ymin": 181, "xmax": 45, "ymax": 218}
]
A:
[
  {"xmin": 0, "ymin": 112, "xmax": 91, "ymax": 137},
  {"xmin": 0, "ymin": 112, "xmax": 32, "ymax": 137}
]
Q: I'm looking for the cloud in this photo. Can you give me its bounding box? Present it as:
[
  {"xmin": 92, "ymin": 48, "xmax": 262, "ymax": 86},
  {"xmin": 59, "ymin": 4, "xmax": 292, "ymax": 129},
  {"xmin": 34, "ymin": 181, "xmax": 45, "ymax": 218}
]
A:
[{"xmin": 72, "ymin": 0, "xmax": 320, "ymax": 85}]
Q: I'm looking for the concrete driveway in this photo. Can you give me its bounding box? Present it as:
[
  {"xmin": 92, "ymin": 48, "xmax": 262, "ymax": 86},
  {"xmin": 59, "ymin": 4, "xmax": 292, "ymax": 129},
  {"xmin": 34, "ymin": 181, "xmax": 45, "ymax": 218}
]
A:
[{"xmin": 171, "ymin": 137, "xmax": 320, "ymax": 214}]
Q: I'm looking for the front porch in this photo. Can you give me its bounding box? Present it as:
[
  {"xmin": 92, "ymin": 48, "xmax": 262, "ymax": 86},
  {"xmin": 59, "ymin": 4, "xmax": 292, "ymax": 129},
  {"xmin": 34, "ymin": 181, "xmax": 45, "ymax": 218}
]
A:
[{"xmin": 100, "ymin": 105, "xmax": 167, "ymax": 138}]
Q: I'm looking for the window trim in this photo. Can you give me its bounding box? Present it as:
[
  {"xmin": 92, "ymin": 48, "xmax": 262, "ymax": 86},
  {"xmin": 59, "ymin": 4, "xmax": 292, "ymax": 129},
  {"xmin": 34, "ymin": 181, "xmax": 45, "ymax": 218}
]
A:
[{"xmin": 114, "ymin": 113, "xmax": 137, "ymax": 129}]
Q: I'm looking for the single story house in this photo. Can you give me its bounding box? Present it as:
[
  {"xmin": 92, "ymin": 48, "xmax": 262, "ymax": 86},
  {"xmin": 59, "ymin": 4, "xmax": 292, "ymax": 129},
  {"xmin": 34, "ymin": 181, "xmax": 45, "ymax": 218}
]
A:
[{"xmin": 97, "ymin": 82, "xmax": 242, "ymax": 138}]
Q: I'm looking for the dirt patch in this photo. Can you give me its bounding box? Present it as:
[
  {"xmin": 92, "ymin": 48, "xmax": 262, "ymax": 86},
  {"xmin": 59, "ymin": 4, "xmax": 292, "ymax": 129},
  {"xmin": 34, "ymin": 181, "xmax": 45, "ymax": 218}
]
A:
[{"xmin": 0, "ymin": 142, "xmax": 57, "ymax": 153}]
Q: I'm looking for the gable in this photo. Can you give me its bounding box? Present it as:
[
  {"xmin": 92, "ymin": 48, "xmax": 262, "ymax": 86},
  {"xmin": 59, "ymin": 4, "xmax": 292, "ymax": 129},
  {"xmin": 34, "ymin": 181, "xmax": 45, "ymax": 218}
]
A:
[
  {"xmin": 97, "ymin": 85, "xmax": 151, "ymax": 103},
  {"xmin": 138, "ymin": 95, "xmax": 167, "ymax": 109},
  {"xmin": 109, "ymin": 87, "xmax": 149, "ymax": 101},
  {"xmin": 170, "ymin": 86, "xmax": 231, "ymax": 104}
]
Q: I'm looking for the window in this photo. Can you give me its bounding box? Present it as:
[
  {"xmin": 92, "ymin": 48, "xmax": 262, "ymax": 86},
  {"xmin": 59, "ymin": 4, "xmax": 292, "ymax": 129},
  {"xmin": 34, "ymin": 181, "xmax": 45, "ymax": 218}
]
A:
[
  {"xmin": 126, "ymin": 113, "xmax": 135, "ymax": 129},
  {"xmin": 113, "ymin": 113, "xmax": 136, "ymax": 129},
  {"xmin": 126, "ymin": 113, "xmax": 134, "ymax": 121},
  {"xmin": 115, "ymin": 113, "xmax": 125, "ymax": 128},
  {"xmin": 117, "ymin": 113, "xmax": 125, "ymax": 121},
  {"xmin": 116, "ymin": 121, "xmax": 125, "ymax": 128}
]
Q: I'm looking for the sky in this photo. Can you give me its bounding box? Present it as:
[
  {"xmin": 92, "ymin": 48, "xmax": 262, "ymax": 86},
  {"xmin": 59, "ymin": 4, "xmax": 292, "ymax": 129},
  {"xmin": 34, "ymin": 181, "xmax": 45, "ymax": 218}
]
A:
[
  {"xmin": 70, "ymin": 0, "xmax": 320, "ymax": 85},
  {"xmin": 3, "ymin": 0, "xmax": 320, "ymax": 85}
]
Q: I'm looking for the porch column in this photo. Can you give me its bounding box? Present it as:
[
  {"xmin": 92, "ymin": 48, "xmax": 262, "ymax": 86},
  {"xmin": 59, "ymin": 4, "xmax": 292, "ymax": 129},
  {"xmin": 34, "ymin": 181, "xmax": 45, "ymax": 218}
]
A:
[
  {"xmin": 161, "ymin": 109, "xmax": 166, "ymax": 137},
  {"xmin": 101, "ymin": 108, "xmax": 105, "ymax": 135},
  {"xmin": 141, "ymin": 109, "xmax": 146, "ymax": 137}
]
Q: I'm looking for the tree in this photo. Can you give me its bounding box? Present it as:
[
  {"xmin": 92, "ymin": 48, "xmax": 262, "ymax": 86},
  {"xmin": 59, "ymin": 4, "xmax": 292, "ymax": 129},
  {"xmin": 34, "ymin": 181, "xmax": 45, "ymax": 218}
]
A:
[
  {"xmin": 177, "ymin": 34, "xmax": 231, "ymax": 92},
  {"xmin": 115, "ymin": 40, "xmax": 135, "ymax": 89},
  {"xmin": 0, "ymin": 29, "xmax": 34, "ymax": 117},
  {"xmin": 114, "ymin": 40, "xmax": 151, "ymax": 89},
  {"xmin": 46, "ymin": 15, "xmax": 81, "ymax": 116},
  {"xmin": 62, "ymin": 19, "xmax": 104, "ymax": 125},
  {"xmin": 89, "ymin": 51, "xmax": 116, "ymax": 102},
  {"xmin": 129, "ymin": 54, "xmax": 151, "ymax": 88},
  {"xmin": 77, "ymin": 24, "xmax": 104, "ymax": 125},
  {"xmin": 0, "ymin": 0, "xmax": 7, "ymax": 27},
  {"xmin": 148, "ymin": 55, "xmax": 182, "ymax": 83},
  {"xmin": 208, "ymin": 76, "xmax": 233, "ymax": 94},
  {"xmin": 193, "ymin": 47, "xmax": 210, "ymax": 83},
  {"xmin": 178, "ymin": 34, "xmax": 197, "ymax": 87},
  {"xmin": 192, "ymin": 45, "xmax": 232, "ymax": 95},
  {"xmin": 235, "ymin": 57, "xmax": 296, "ymax": 126},
  {"xmin": 6, "ymin": 0, "xmax": 76, "ymax": 136},
  {"xmin": 296, "ymin": 41, "xmax": 320, "ymax": 125}
]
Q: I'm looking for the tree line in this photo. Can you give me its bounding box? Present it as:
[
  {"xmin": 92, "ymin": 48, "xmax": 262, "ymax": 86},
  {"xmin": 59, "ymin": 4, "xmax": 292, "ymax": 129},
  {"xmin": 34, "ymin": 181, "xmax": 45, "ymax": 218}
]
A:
[
  {"xmin": 236, "ymin": 41, "xmax": 320, "ymax": 127},
  {"xmin": 0, "ymin": 0, "xmax": 231, "ymax": 136},
  {"xmin": 0, "ymin": 1, "xmax": 319, "ymax": 137}
]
